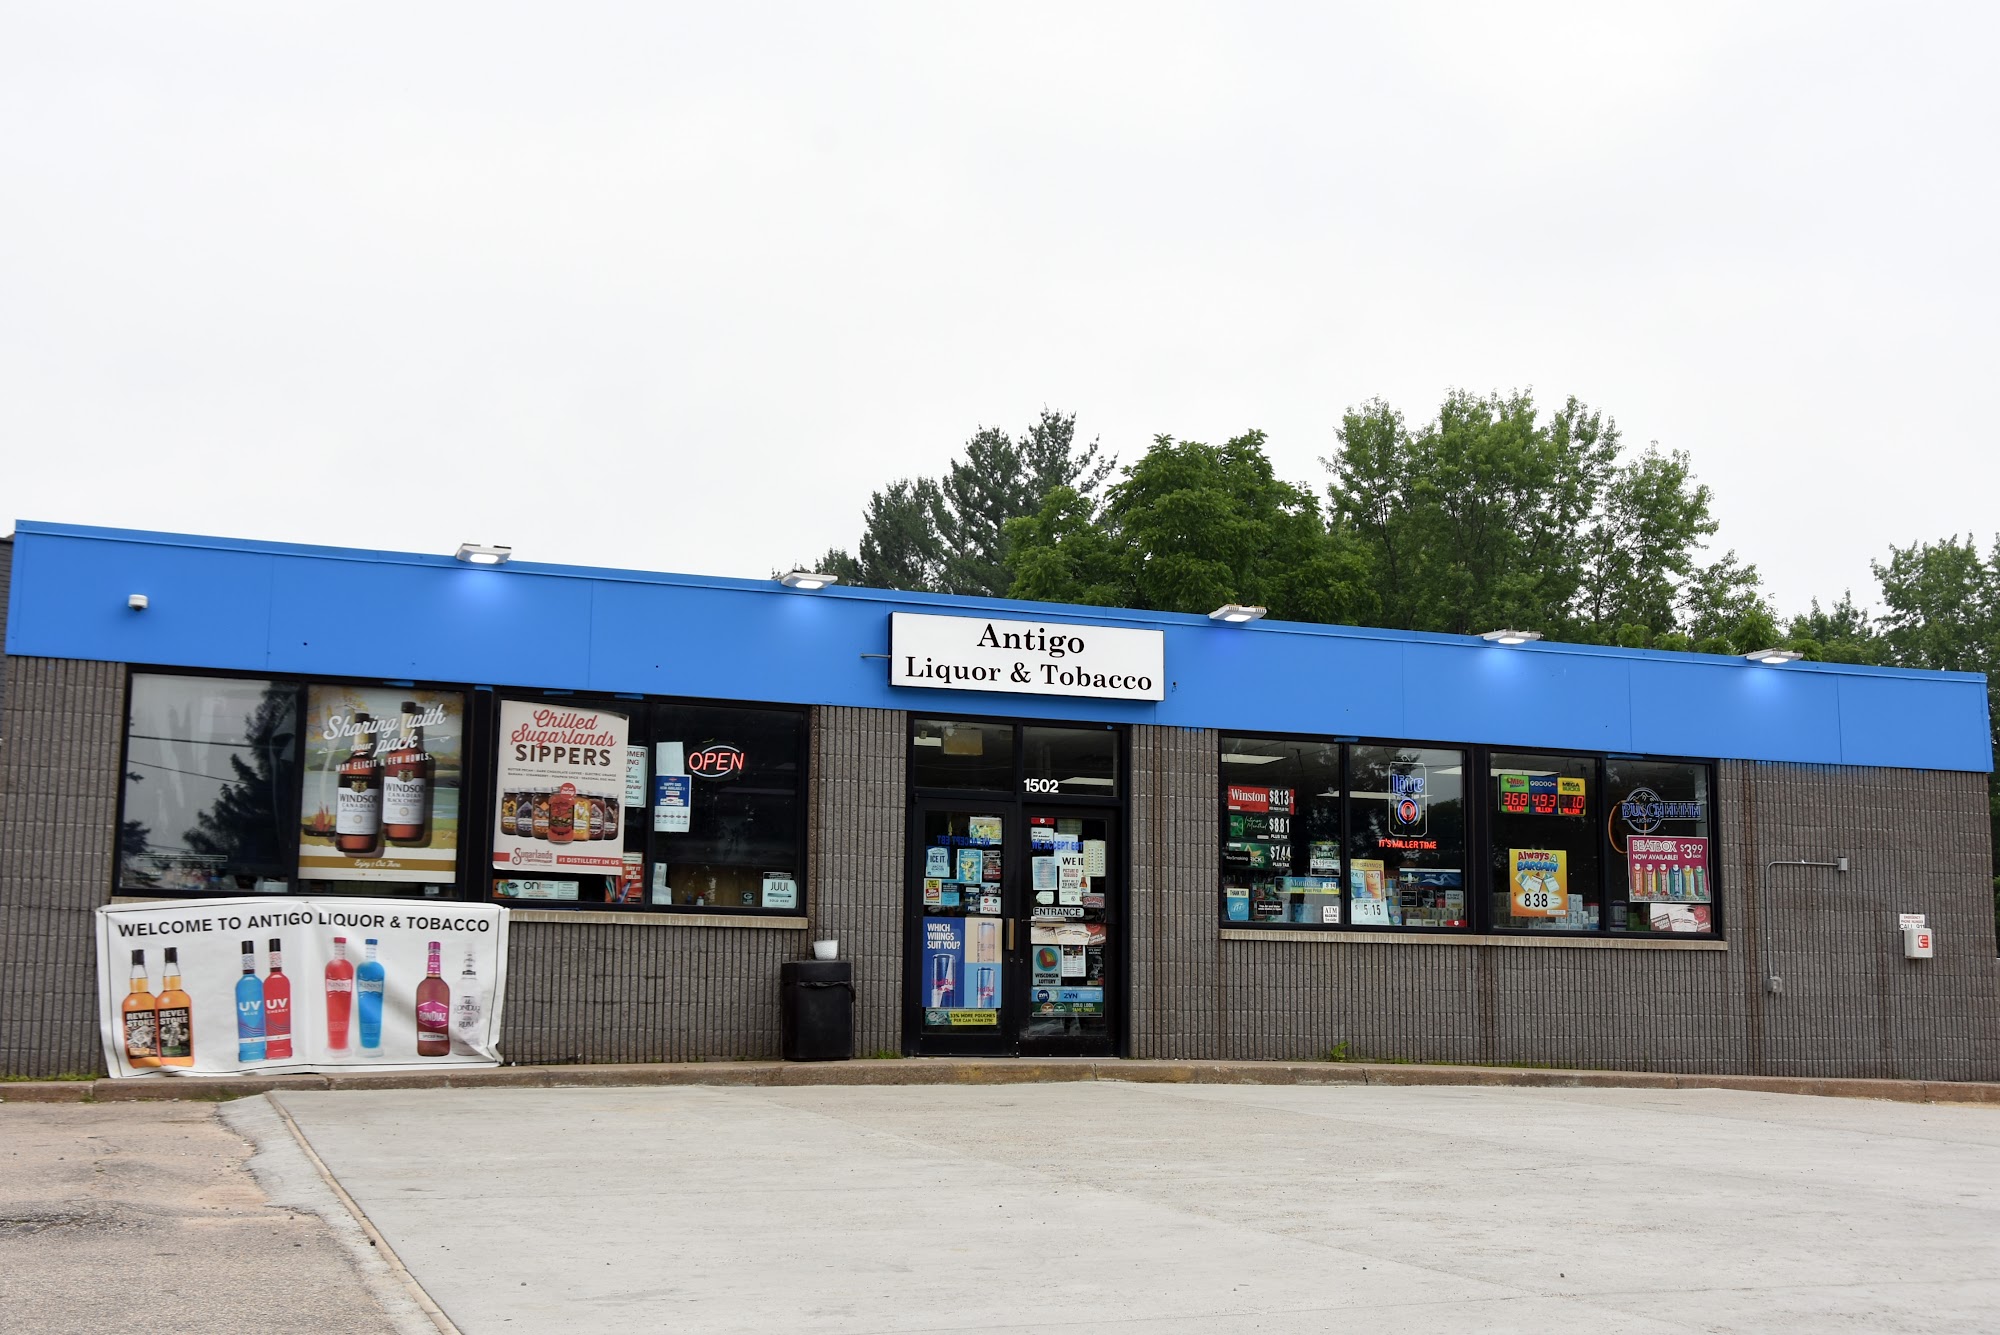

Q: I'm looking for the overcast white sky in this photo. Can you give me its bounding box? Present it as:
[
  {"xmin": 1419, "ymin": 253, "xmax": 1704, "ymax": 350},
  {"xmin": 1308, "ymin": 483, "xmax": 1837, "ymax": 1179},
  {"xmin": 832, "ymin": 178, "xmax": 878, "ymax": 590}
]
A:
[{"xmin": 3, "ymin": 3, "xmax": 1994, "ymax": 616}]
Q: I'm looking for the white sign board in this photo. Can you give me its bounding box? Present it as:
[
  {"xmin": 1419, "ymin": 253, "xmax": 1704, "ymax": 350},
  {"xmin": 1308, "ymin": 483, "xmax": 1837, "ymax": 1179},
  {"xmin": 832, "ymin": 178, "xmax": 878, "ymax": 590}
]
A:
[{"xmin": 889, "ymin": 612, "xmax": 1165, "ymax": 702}]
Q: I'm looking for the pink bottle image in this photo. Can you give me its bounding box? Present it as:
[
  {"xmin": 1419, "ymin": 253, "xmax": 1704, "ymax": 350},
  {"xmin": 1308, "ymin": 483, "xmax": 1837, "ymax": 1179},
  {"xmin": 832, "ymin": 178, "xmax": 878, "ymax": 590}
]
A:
[{"xmin": 325, "ymin": 936, "xmax": 355, "ymax": 1052}]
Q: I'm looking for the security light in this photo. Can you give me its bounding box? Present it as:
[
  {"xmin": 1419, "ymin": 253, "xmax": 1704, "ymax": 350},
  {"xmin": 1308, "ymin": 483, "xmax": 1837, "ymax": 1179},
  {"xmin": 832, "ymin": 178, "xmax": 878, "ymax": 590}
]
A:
[
  {"xmin": 1478, "ymin": 629, "xmax": 1542, "ymax": 645},
  {"xmin": 127, "ymin": 593, "xmax": 149, "ymax": 611},
  {"xmin": 1208, "ymin": 604, "xmax": 1266, "ymax": 623},
  {"xmin": 779, "ymin": 571, "xmax": 840, "ymax": 590},
  {"xmin": 1743, "ymin": 648, "xmax": 1803, "ymax": 665},
  {"xmin": 454, "ymin": 543, "xmax": 512, "ymax": 566}
]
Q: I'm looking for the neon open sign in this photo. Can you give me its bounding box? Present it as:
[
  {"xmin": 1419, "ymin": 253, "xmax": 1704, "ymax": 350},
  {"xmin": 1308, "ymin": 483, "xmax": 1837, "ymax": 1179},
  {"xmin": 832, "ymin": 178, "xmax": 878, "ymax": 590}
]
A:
[{"xmin": 687, "ymin": 745, "xmax": 746, "ymax": 778}]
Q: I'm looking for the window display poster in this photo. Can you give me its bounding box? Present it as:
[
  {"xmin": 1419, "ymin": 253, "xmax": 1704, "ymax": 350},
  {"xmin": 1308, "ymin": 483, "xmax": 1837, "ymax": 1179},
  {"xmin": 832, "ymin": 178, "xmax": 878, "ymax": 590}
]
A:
[
  {"xmin": 968, "ymin": 816, "xmax": 1003, "ymax": 845},
  {"xmin": 300, "ymin": 688, "xmax": 463, "ymax": 884},
  {"xmin": 1509, "ymin": 848, "xmax": 1568, "ymax": 917},
  {"xmin": 1032, "ymin": 944, "xmax": 1062, "ymax": 986},
  {"xmin": 1349, "ymin": 858, "xmax": 1392, "ymax": 925},
  {"xmin": 761, "ymin": 874, "xmax": 798, "ymax": 910},
  {"xmin": 1648, "ymin": 904, "xmax": 1711, "ymax": 933},
  {"xmin": 923, "ymin": 917, "xmax": 1002, "ymax": 1025},
  {"xmin": 1224, "ymin": 887, "xmax": 1250, "ymax": 921},
  {"xmin": 652, "ymin": 774, "xmax": 691, "ymax": 834},
  {"xmin": 926, "ymin": 846, "xmax": 953, "ymax": 879},
  {"xmin": 1398, "ymin": 868, "xmax": 1466, "ymax": 927},
  {"xmin": 957, "ymin": 849, "xmax": 985, "ymax": 884},
  {"xmin": 1627, "ymin": 836, "xmax": 1710, "ymax": 903},
  {"xmin": 491, "ymin": 701, "xmax": 630, "ymax": 872},
  {"xmin": 96, "ymin": 897, "xmax": 508, "ymax": 1078},
  {"xmin": 610, "ymin": 852, "xmax": 645, "ymax": 904}
]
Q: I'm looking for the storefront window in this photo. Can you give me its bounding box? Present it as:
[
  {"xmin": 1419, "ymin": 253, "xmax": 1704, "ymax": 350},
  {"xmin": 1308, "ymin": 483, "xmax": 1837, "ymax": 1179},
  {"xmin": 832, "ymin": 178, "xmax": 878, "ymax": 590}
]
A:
[
  {"xmin": 912, "ymin": 719, "xmax": 1014, "ymax": 790},
  {"xmin": 1219, "ymin": 736, "xmax": 1343, "ymax": 924},
  {"xmin": 1605, "ymin": 759, "xmax": 1715, "ymax": 934},
  {"xmin": 651, "ymin": 703, "xmax": 806, "ymax": 910},
  {"xmin": 1490, "ymin": 752, "xmax": 1602, "ymax": 931},
  {"xmin": 1347, "ymin": 745, "xmax": 1469, "ymax": 928},
  {"xmin": 120, "ymin": 674, "xmax": 300, "ymax": 894},
  {"xmin": 1022, "ymin": 725, "xmax": 1118, "ymax": 797}
]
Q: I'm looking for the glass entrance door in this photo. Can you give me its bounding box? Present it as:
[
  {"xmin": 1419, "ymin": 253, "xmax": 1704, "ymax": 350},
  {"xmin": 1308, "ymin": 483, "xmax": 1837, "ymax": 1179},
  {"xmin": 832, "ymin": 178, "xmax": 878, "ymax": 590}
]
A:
[{"xmin": 905, "ymin": 801, "xmax": 1120, "ymax": 1057}]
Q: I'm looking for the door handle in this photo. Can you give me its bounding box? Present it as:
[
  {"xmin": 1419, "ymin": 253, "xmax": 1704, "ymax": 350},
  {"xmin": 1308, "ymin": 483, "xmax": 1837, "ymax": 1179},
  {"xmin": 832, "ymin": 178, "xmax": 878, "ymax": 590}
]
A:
[{"xmin": 1006, "ymin": 919, "xmax": 1015, "ymax": 952}]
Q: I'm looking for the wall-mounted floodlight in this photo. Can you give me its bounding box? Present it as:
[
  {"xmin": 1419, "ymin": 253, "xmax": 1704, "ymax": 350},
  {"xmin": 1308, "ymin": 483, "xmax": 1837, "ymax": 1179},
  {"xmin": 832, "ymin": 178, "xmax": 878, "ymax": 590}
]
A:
[
  {"xmin": 1744, "ymin": 648, "xmax": 1803, "ymax": 665},
  {"xmin": 127, "ymin": 593, "xmax": 149, "ymax": 611},
  {"xmin": 455, "ymin": 543, "xmax": 512, "ymax": 566},
  {"xmin": 1209, "ymin": 604, "xmax": 1266, "ymax": 623},
  {"xmin": 779, "ymin": 570, "xmax": 840, "ymax": 590},
  {"xmin": 1478, "ymin": 629, "xmax": 1541, "ymax": 645}
]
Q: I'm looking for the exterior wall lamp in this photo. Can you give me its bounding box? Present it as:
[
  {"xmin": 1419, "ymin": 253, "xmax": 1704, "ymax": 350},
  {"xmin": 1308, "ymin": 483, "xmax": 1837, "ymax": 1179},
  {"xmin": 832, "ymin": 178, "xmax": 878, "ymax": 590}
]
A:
[
  {"xmin": 1209, "ymin": 604, "xmax": 1266, "ymax": 623},
  {"xmin": 779, "ymin": 571, "xmax": 840, "ymax": 590},
  {"xmin": 1743, "ymin": 648, "xmax": 1803, "ymax": 665},
  {"xmin": 1478, "ymin": 629, "xmax": 1541, "ymax": 645},
  {"xmin": 455, "ymin": 544, "xmax": 513, "ymax": 566}
]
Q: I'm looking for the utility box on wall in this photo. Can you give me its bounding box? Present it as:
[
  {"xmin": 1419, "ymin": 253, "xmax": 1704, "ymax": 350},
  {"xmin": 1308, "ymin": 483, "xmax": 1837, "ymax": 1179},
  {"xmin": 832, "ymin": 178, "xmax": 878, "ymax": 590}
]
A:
[{"xmin": 1904, "ymin": 926, "xmax": 1936, "ymax": 959}]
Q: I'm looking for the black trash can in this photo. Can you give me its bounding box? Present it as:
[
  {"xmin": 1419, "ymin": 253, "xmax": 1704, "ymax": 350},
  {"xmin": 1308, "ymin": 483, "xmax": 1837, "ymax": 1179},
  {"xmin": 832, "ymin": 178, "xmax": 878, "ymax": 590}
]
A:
[{"xmin": 780, "ymin": 960, "xmax": 854, "ymax": 1062}]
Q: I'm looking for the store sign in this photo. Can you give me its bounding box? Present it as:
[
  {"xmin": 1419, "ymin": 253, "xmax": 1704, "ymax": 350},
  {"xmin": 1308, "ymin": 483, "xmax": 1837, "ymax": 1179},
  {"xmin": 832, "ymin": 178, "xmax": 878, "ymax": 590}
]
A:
[
  {"xmin": 1390, "ymin": 765, "xmax": 1427, "ymax": 835},
  {"xmin": 1619, "ymin": 788, "xmax": 1704, "ymax": 832},
  {"xmin": 95, "ymin": 897, "xmax": 508, "ymax": 1078},
  {"xmin": 889, "ymin": 612, "xmax": 1165, "ymax": 702},
  {"xmin": 687, "ymin": 745, "xmax": 746, "ymax": 779}
]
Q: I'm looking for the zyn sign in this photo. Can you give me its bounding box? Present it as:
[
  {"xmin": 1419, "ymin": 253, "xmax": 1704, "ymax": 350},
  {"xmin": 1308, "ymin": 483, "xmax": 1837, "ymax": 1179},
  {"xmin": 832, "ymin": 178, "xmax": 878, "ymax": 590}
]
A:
[{"xmin": 889, "ymin": 612, "xmax": 1165, "ymax": 702}]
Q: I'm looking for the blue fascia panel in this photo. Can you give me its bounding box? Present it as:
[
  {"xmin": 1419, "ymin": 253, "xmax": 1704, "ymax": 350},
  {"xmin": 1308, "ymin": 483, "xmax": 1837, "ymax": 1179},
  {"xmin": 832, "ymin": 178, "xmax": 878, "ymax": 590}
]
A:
[{"xmin": 7, "ymin": 521, "xmax": 1992, "ymax": 772}]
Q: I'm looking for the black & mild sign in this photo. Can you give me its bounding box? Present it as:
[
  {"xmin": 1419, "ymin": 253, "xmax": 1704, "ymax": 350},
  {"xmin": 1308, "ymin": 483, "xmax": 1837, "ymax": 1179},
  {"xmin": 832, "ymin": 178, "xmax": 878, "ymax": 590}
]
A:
[{"xmin": 889, "ymin": 612, "xmax": 1166, "ymax": 702}]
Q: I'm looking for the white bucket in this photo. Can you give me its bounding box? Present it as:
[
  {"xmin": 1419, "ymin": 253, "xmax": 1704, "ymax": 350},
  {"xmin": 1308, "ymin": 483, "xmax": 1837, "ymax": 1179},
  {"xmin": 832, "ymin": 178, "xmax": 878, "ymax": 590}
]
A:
[{"xmin": 811, "ymin": 939, "xmax": 838, "ymax": 961}]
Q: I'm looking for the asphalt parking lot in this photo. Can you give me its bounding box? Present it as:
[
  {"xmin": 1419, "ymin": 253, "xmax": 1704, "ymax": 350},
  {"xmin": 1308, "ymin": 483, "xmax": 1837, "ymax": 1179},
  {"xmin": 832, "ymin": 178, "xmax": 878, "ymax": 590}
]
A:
[{"xmin": 248, "ymin": 1081, "xmax": 2000, "ymax": 1333}]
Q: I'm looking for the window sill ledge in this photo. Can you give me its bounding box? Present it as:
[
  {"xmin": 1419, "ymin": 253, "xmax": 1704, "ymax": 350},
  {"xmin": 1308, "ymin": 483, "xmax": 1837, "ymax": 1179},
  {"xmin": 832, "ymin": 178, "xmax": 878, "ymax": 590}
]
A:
[
  {"xmin": 508, "ymin": 909, "xmax": 809, "ymax": 930},
  {"xmin": 1219, "ymin": 928, "xmax": 1727, "ymax": 951}
]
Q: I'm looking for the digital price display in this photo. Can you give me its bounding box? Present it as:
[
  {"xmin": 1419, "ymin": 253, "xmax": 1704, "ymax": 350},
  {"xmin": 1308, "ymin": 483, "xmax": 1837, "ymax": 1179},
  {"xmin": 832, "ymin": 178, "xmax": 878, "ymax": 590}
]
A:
[
  {"xmin": 1498, "ymin": 774, "xmax": 1531, "ymax": 814},
  {"xmin": 1557, "ymin": 777, "xmax": 1587, "ymax": 817}
]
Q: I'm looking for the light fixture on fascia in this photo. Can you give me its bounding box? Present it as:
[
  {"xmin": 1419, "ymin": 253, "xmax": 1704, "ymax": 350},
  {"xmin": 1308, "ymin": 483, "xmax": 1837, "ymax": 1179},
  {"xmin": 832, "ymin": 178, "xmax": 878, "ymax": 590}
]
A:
[
  {"xmin": 779, "ymin": 570, "xmax": 840, "ymax": 590},
  {"xmin": 1220, "ymin": 752, "xmax": 1286, "ymax": 766},
  {"xmin": 1209, "ymin": 604, "xmax": 1266, "ymax": 623},
  {"xmin": 454, "ymin": 543, "xmax": 512, "ymax": 566},
  {"xmin": 1478, "ymin": 629, "xmax": 1542, "ymax": 645},
  {"xmin": 1743, "ymin": 648, "xmax": 1804, "ymax": 665}
]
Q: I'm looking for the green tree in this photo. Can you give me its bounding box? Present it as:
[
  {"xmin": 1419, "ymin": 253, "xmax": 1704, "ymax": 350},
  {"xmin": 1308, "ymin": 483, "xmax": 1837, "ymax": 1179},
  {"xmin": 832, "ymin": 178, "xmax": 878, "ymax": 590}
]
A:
[
  {"xmin": 805, "ymin": 409, "xmax": 1110, "ymax": 594},
  {"xmin": 1006, "ymin": 430, "xmax": 1376, "ymax": 623},
  {"xmin": 1678, "ymin": 551, "xmax": 1780, "ymax": 654},
  {"xmin": 180, "ymin": 685, "xmax": 298, "ymax": 883},
  {"xmin": 1576, "ymin": 445, "xmax": 1719, "ymax": 643},
  {"xmin": 1784, "ymin": 592, "xmax": 1884, "ymax": 665}
]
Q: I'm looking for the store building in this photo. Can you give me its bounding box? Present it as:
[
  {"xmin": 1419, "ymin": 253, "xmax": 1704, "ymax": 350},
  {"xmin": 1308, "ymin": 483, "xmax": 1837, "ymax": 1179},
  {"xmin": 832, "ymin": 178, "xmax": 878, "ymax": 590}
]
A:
[{"xmin": 2, "ymin": 521, "xmax": 1995, "ymax": 1079}]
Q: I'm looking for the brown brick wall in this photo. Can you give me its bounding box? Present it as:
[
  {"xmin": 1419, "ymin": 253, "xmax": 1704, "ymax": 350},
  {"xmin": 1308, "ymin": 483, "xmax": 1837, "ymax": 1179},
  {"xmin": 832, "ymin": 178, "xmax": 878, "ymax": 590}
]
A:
[
  {"xmin": 0, "ymin": 656, "xmax": 126, "ymax": 1077},
  {"xmin": 806, "ymin": 705, "xmax": 906, "ymax": 1056}
]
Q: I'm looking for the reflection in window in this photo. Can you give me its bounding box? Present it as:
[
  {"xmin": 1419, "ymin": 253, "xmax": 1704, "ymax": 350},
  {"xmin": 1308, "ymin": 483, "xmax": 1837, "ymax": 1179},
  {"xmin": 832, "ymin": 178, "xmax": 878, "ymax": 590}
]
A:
[
  {"xmin": 1219, "ymin": 736, "xmax": 1342, "ymax": 924},
  {"xmin": 1490, "ymin": 752, "xmax": 1601, "ymax": 931},
  {"xmin": 1606, "ymin": 759, "xmax": 1714, "ymax": 934},
  {"xmin": 652, "ymin": 703, "xmax": 806, "ymax": 910},
  {"xmin": 911, "ymin": 719, "xmax": 1014, "ymax": 790},
  {"xmin": 121, "ymin": 675, "xmax": 300, "ymax": 893},
  {"xmin": 1022, "ymin": 725, "xmax": 1118, "ymax": 796},
  {"xmin": 1348, "ymin": 746, "xmax": 1468, "ymax": 928}
]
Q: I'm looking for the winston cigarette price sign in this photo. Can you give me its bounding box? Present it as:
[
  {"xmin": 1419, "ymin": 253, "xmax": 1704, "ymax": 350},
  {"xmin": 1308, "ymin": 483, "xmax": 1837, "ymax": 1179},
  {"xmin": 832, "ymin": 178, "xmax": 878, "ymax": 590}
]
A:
[{"xmin": 95, "ymin": 898, "xmax": 509, "ymax": 1078}]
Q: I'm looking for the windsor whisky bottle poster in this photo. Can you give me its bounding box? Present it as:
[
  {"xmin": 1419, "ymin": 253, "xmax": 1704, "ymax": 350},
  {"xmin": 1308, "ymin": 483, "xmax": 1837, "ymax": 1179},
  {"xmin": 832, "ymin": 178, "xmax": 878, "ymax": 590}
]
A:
[
  {"xmin": 491, "ymin": 700, "xmax": 631, "ymax": 873},
  {"xmin": 94, "ymin": 897, "xmax": 509, "ymax": 1077},
  {"xmin": 299, "ymin": 688, "xmax": 465, "ymax": 884}
]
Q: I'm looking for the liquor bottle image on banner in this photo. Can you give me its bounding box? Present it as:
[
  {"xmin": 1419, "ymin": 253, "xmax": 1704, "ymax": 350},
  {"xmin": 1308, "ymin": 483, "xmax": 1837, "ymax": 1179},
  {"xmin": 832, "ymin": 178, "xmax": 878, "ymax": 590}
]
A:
[
  {"xmin": 548, "ymin": 788, "xmax": 574, "ymax": 845},
  {"xmin": 325, "ymin": 937, "xmax": 356, "ymax": 1052},
  {"xmin": 235, "ymin": 940, "xmax": 266, "ymax": 1063},
  {"xmin": 416, "ymin": 941, "xmax": 451, "ymax": 1057},
  {"xmin": 357, "ymin": 938, "xmax": 387, "ymax": 1055},
  {"xmin": 336, "ymin": 714, "xmax": 383, "ymax": 856},
  {"xmin": 122, "ymin": 948, "xmax": 158, "ymax": 1068},
  {"xmin": 264, "ymin": 939, "xmax": 293, "ymax": 1060},
  {"xmin": 451, "ymin": 950, "xmax": 483, "ymax": 1056},
  {"xmin": 382, "ymin": 701, "xmax": 432, "ymax": 846},
  {"xmin": 156, "ymin": 947, "xmax": 193, "ymax": 1067}
]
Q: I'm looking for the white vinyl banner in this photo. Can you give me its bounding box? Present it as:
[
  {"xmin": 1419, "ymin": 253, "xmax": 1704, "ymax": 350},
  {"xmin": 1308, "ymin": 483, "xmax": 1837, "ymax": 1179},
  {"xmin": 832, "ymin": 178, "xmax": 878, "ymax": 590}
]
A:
[
  {"xmin": 889, "ymin": 612, "xmax": 1165, "ymax": 702},
  {"xmin": 96, "ymin": 897, "xmax": 508, "ymax": 1077}
]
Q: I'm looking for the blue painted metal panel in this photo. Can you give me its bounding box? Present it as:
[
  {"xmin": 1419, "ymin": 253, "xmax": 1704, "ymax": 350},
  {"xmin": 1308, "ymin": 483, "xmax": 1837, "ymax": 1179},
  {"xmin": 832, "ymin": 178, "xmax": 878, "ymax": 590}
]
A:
[{"xmin": 7, "ymin": 522, "xmax": 1992, "ymax": 772}]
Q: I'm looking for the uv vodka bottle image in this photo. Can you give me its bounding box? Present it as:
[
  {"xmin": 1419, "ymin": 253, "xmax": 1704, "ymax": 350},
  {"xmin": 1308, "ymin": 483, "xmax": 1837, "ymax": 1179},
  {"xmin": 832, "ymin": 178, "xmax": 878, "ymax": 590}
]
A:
[
  {"xmin": 416, "ymin": 940, "xmax": 451, "ymax": 1057},
  {"xmin": 451, "ymin": 950, "xmax": 483, "ymax": 1056},
  {"xmin": 356, "ymin": 938, "xmax": 386, "ymax": 1054},
  {"xmin": 235, "ymin": 940, "xmax": 266, "ymax": 1062},
  {"xmin": 930, "ymin": 953, "xmax": 956, "ymax": 1007},
  {"xmin": 264, "ymin": 939, "xmax": 293, "ymax": 1060},
  {"xmin": 325, "ymin": 937, "xmax": 355, "ymax": 1052}
]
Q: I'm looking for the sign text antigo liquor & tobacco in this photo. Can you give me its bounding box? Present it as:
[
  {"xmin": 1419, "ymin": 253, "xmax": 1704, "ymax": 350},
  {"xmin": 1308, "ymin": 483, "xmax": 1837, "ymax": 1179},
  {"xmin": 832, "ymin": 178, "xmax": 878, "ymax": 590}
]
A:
[{"xmin": 889, "ymin": 612, "xmax": 1165, "ymax": 702}]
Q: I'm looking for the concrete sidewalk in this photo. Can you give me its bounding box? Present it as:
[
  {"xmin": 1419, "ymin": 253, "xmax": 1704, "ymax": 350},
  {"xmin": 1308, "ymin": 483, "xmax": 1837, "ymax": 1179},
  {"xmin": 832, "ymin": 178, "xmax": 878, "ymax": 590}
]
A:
[
  {"xmin": 262, "ymin": 1081, "xmax": 2000, "ymax": 1334},
  {"xmin": 6, "ymin": 1056, "xmax": 2000, "ymax": 1105}
]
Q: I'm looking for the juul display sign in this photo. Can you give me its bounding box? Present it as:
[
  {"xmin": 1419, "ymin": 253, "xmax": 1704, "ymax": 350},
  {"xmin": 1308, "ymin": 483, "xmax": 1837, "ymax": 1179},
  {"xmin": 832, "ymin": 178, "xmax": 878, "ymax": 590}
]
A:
[{"xmin": 890, "ymin": 612, "xmax": 1165, "ymax": 702}]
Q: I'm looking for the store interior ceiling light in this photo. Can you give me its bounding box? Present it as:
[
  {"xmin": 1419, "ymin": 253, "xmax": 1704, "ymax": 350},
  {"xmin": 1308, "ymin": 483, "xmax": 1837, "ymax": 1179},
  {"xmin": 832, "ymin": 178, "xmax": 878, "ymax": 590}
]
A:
[
  {"xmin": 1744, "ymin": 648, "xmax": 1804, "ymax": 665},
  {"xmin": 1478, "ymin": 629, "xmax": 1542, "ymax": 645},
  {"xmin": 1220, "ymin": 752, "xmax": 1286, "ymax": 765},
  {"xmin": 1209, "ymin": 604, "xmax": 1266, "ymax": 623},
  {"xmin": 1061, "ymin": 776, "xmax": 1116, "ymax": 787},
  {"xmin": 454, "ymin": 543, "xmax": 512, "ymax": 566},
  {"xmin": 779, "ymin": 570, "xmax": 840, "ymax": 590}
]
